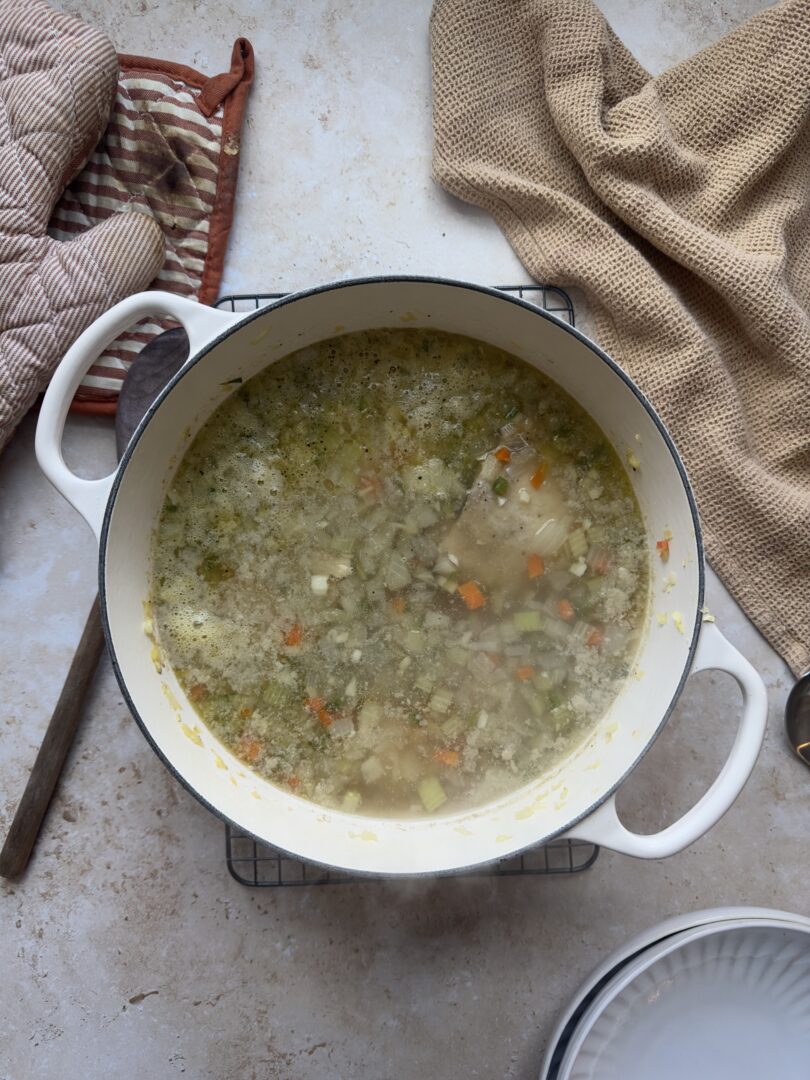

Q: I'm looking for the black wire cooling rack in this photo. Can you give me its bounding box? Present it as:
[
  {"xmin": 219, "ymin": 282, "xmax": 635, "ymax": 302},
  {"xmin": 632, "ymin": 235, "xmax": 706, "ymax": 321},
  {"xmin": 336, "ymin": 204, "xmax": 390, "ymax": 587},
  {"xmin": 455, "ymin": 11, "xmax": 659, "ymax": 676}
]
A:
[
  {"xmin": 214, "ymin": 283, "xmax": 595, "ymax": 888},
  {"xmin": 225, "ymin": 824, "xmax": 599, "ymax": 887}
]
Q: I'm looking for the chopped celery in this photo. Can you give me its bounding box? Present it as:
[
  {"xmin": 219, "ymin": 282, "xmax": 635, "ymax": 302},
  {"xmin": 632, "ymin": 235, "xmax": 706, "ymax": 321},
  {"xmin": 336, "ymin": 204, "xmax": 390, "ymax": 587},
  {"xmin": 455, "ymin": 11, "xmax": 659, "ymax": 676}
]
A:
[
  {"xmin": 357, "ymin": 701, "xmax": 382, "ymax": 732},
  {"xmin": 197, "ymin": 554, "xmax": 234, "ymax": 585},
  {"xmin": 403, "ymin": 629, "xmax": 425, "ymax": 655},
  {"xmin": 429, "ymin": 689, "xmax": 453, "ymax": 714},
  {"xmin": 424, "ymin": 610, "xmax": 451, "ymax": 630},
  {"xmin": 384, "ymin": 554, "xmax": 412, "ymax": 590},
  {"xmin": 441, "ymin": 713, "xmax": 464, "ymax": 737},
  {"xmin": 498, "ymin": 622, "xmax": 521, "ymax": 644},
  {"xmin": 361, "ymin": 756, "xmax": 384, "ymax": 783},
  {"xmin": 514, "ymin": 610, "xmax": 544, "ymax": 633},
  {"xmin": 568, "ymin": 527, "xmax": 588, "ymax": 559},
  {"xmin": 262, "ymin": 680, "xmax": 297, "ymax": 712},
  {"xmin": 519, "ymin": 685, "xmax": 546, "ymax": 718},
  {"xmin": 433, "ymin": 554, "xmax": 458, "ymax": 576},
  {"xmin": 414, "ymin": 504, "xmax": 439, "ymax": 529},
  {"xmin": 333, "ymin": 442, "xmax": 362, "ymax": 470},
  {"xmin": 341, "ymin": 790, "xmax": 362, "ymax": 812},
  {"xmin": 414, "ymin": 672, "xmax": 435, "ymax": 695},
  {"xmin": 418, "ymin": 777, "xmax": 447, "ymax": 813}
]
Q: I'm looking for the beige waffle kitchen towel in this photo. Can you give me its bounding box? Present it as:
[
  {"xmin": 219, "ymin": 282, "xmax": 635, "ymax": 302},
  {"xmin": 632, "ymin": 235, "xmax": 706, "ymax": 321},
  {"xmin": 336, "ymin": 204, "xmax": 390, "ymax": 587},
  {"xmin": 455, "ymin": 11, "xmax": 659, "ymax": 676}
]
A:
[{"xmin": 431, "ymin": 0, "xmax": 810, "ymax": 676}]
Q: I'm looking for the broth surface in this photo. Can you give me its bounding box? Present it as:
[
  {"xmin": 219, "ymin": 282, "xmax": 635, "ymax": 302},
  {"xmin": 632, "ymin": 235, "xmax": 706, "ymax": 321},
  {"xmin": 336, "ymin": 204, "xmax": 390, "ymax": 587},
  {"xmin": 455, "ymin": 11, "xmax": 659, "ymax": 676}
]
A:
[{"xmin": 150, "ymin": 328, "xmax": 648, "ymax": 816}]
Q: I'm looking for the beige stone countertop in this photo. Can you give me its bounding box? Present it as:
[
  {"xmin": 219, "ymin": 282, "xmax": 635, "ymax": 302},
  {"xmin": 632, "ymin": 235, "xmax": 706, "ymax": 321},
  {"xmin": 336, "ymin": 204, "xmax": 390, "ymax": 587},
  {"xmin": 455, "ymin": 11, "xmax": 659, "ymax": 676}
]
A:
[{"xmin": 2, "ymin": 2, "xmax": 805, "ymax": 1078}]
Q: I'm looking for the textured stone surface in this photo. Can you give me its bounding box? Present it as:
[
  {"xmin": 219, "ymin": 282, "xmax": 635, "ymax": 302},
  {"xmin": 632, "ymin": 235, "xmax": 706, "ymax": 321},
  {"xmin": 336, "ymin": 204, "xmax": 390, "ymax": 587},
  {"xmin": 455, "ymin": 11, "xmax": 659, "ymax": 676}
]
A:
[{"xmin": 4, "ymin": 3, "xmax": 804, "ymax": 1079}]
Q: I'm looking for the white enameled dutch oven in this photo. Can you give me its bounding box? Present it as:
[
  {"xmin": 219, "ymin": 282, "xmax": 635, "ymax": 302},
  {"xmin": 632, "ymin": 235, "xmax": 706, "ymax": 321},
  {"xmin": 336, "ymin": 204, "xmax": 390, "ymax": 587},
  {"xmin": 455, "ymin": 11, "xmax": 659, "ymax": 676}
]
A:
[{"xmin": 36, "ymin": 277, "xmax": 767, "ymax": 876}]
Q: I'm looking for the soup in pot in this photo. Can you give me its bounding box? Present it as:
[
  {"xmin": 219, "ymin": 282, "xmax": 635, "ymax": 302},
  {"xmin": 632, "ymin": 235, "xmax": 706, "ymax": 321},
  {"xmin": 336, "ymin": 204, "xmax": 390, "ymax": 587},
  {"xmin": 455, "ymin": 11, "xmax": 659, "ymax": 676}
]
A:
[{"xmin": 149, "ymin": 328, "xmax": 648, "ymax": 816}]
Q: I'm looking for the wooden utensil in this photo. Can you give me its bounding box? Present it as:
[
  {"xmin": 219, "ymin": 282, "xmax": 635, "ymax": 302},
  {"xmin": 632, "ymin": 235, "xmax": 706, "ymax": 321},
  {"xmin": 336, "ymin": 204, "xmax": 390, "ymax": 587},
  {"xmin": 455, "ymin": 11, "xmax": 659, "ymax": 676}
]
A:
[
  {"xmin": 0, "ymin": 599, "xmax": 104, "ymax": 878},
  {"xmin": 0, "ymin": 328, "xmax": 189, "ymax": 879}
]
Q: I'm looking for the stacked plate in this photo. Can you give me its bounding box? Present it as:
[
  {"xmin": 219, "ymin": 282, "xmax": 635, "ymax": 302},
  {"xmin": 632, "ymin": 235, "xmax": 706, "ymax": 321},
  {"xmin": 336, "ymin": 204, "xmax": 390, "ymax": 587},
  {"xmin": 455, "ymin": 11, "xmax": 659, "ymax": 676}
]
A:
[{"xmin": 540, "ymin": 907, "xmax": 810, "ymax": 1080}]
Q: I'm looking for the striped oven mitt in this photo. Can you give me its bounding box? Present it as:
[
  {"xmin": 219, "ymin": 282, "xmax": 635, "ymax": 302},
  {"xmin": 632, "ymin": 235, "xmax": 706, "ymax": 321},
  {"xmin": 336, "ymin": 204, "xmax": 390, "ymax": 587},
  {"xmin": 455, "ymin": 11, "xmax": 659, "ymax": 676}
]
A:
[
  {"xmin": 0, "ymin": 0, "xmax": 165, "ymax": 452},
  {"xmin": 51, "ymin": 40, "xmax": 254, "ymax": 411}
]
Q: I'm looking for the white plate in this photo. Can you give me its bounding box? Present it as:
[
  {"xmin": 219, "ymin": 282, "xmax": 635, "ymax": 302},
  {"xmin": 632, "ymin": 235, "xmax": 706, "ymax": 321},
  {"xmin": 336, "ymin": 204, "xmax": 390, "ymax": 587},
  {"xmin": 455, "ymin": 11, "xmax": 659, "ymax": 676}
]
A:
[
  {"xmin": 557, "ymin": 917, "xmax": 810, "ymax": 1080},
  {"xmin": 540, "ymin": 907, "xmax": 810, "ymax": 1080}
]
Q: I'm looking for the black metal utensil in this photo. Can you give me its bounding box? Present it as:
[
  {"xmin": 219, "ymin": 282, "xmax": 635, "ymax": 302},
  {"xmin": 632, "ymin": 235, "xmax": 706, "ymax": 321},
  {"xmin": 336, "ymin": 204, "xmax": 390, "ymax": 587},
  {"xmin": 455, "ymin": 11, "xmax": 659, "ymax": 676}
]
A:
[{"xmin": 785, "ymin": 671, "xmax": 810, "ymax": 768}]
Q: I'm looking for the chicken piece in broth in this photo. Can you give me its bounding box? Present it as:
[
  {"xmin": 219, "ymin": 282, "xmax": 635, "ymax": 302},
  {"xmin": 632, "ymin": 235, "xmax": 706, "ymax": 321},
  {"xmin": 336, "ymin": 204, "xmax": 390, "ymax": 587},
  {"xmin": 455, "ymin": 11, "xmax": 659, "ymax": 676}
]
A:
[{"xmin": 441, "ymin": 446, "xmax": 571, "ymax": 592}]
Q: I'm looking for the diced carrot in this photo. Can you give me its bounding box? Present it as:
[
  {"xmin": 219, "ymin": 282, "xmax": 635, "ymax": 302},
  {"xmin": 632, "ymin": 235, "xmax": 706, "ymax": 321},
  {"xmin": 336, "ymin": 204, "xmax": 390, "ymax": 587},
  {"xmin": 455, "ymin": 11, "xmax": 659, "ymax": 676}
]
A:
[
  {"xmin": 237, "ymin": 736, "xmax": 262, "ymax": 763},
  {"xmin": 557, "ymin": 599, "xmax": 575, "ymax": 622},
  {"xmin": 527, "ymin": 553, "xmax": 545, "ymax": 579},
  {"xmin": 515, "ymin": 665, "xmax": 535, "ymax": 682},
  {"xmin": 656, "ymin": 538, "xmax": 670, "ymax": 562},
  {"xmin": 304, "ymin": 695, "xmax": 335, "ymax": 728},
  {"xmin": 530, "ymin": 464, "xmax": 547, "ymax": 489},
  {"xmin": 391, "ymin": 595, "xmax": 407, "ymax": 614},
  {"xmin": 357, "ymin": 471, "xmax": 383, "ymax": 503},
  {"xmin": 486, "ymin": 652, "xmax": 503, "ymax": 668},
  {"xmin": 284, "ymin": 622, "xmax": 303, "ymax": 646},
  {"xmin": 495, "ymin": 446, "xmax": 512, "ymax": 463},
  {"xmin": 287, "ymin": 775, "xmax": 301, "ymax": 791},
  {"xmin": 586, "ymin": 627, "xmax": 604, "ymax": 648},
  {"xmin": 589, "ymin": 553, "xmax": 610, "ymax": 575},
  {"xmin": 458, "ymin": 580, "xmax": 486, "ymax": 610},
  {"xmin": 240, "ymin": 706, "xmax": 254, "ymax": 719},
  {"xmin": 433, "ymin": 748, "xmax": 460, "ymax": 767},
  {"xmin": 188, "ymin": 683, "xmax": 207, "ymax": 702}
]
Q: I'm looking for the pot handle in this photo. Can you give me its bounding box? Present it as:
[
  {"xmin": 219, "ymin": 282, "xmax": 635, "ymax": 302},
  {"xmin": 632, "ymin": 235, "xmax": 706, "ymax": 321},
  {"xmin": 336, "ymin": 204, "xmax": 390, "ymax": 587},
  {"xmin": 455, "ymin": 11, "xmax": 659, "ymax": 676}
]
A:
[
  {"xmin": 564, "ymin": 622, "xmax": 766, "ymax": 858},
  {"xmin": 36, "ymin": 291, "xmax": 241, "ymax": 540}
]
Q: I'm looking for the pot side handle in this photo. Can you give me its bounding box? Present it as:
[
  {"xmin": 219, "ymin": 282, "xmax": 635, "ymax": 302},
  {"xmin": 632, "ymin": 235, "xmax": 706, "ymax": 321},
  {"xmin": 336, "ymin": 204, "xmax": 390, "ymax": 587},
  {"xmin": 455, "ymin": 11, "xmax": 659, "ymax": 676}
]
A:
[
  {"xmin": 35, "ymin": 291, "xmax": 241, "ymax": 540},
  {"xmin": 564, "ymin": 622, "xmax": 767, "ymax": 859}
]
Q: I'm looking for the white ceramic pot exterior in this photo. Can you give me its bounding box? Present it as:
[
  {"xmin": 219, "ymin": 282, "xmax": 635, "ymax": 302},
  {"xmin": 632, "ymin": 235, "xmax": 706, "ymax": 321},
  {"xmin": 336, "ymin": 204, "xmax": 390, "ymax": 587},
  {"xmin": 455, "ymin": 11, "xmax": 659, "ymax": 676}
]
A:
[{"xmin": 36, "ymin": 278, "xmax": 767, "ymax": 875}]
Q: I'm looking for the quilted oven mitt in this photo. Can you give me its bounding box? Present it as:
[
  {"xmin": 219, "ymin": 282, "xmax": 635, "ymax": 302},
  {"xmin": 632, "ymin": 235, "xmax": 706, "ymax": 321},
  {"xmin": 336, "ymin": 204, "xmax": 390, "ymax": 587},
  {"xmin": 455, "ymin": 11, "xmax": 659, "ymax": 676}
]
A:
[{"xmin": 0, "ymin": 0, "xmax": 165, "ymax": 452}]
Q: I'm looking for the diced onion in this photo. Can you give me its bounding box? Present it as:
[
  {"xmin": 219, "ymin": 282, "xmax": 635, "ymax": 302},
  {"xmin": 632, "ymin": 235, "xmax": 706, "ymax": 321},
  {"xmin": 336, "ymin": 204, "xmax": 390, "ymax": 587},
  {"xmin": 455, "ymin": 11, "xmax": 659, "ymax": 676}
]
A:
[
  {"xmin": 433, "ymin": 554, "xmax": 457, "ymax": 576},
  {"xmin": 361, "ymin": 756, "xmax": 384, "ymax": 783},
  {"xmin": 532, "ymin": 518, "xmax": 570, "ymax": 556}
]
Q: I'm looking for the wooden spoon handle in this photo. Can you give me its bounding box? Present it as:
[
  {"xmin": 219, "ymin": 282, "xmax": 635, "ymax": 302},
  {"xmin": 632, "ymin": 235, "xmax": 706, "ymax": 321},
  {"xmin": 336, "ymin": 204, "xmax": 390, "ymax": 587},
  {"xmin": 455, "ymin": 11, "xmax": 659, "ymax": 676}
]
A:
[{"xmin": 0, "ymin": 597, "xmax": 105, "ymax": 879}]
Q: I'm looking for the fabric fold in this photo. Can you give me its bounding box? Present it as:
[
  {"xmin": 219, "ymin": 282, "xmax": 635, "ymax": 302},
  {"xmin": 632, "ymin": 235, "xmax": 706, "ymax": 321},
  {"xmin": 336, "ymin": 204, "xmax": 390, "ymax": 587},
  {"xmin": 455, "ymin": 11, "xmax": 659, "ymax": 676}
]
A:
[{"xmin": 431, "ymin": 0, "xmax": 810, "ymax": 674}]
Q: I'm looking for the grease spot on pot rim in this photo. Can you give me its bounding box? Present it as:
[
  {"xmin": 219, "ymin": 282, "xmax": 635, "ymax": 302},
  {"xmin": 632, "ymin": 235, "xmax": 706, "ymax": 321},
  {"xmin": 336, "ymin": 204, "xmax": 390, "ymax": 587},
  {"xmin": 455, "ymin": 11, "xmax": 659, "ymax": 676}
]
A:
[
  {"xmin": 514, "ymin": 792, "xmax": 549, "ymax": 821},
  {"xmin": 180, "ymin": 722, "xmax": 203, "ymax": 746},
  {"xmin": 161, "ymin": 683, "xmax": 180, "ymax": 712}
]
